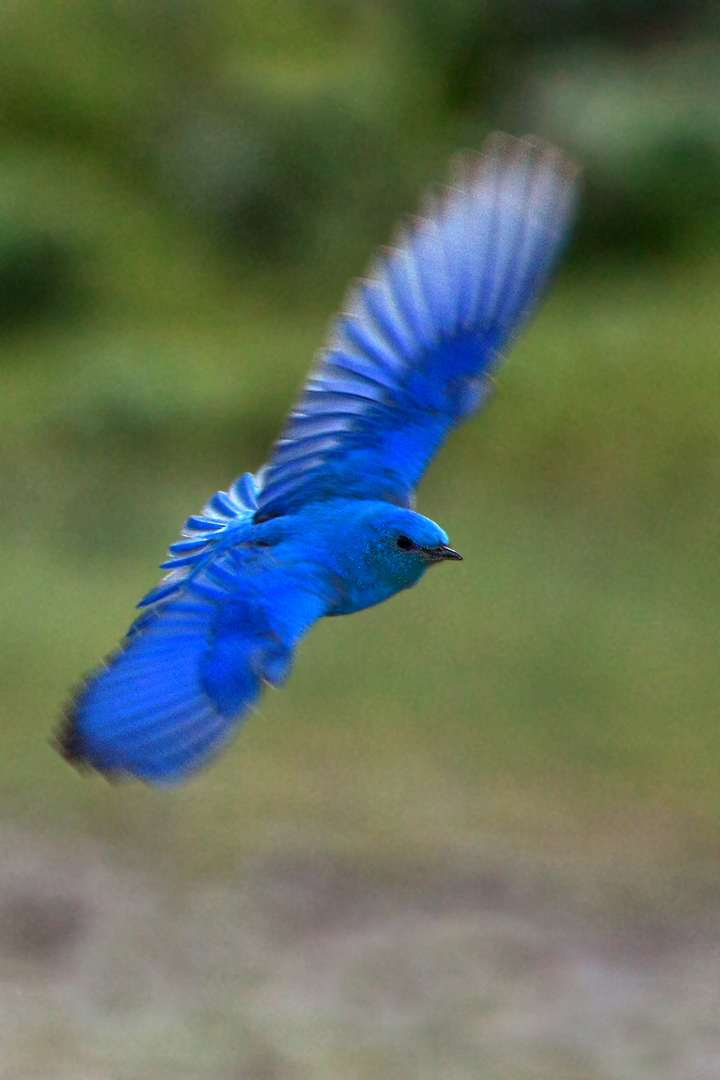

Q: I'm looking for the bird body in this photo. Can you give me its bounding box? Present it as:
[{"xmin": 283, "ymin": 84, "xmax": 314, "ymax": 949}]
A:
[{"xmin": 58, "ymin": 133, "xmax": 578, "ymax": 784}]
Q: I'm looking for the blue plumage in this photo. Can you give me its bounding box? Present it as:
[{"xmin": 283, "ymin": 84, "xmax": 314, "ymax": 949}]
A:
[
  {"xmin": 256, "ymin": 133, "xmax": 577, "ymax": 518},
  {"xmin": 58, "ymin": 133, "xmax": 578, "ymax": 784}
]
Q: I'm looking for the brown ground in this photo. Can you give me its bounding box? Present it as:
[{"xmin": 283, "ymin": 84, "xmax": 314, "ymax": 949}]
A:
[{"xmin": 1, "ymin": 825, "xmax": 719, "ymax": 1080}]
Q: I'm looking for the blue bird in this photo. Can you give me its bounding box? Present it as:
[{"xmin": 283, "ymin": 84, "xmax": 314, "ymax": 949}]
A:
[{"xmin": 58, "ymin": 133, "xmax": 578, "ymax": 785}]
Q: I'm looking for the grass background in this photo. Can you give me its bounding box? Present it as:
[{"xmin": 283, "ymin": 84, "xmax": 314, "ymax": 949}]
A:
[
  {"xmin": 3, "ymin": 254, "xmax": 719, "ymax": 878},
  {"xmin": 2, "ymin": 14, "xmax": 720, "ymax": 1056}
]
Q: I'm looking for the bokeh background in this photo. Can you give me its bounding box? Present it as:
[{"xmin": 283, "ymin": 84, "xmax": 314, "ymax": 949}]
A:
[{"xmin": 2, "ymin": 1, "xmax": 720, "ymax": 1077}]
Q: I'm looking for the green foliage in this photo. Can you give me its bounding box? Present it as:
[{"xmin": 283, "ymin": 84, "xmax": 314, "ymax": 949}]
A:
[
  {"xmin": 1, "ymin": 0, "xmax": 720, "ymax": 869},
  {"xmin": 2, "ymin": 259, "xmax": 720, "ymax": 870}
]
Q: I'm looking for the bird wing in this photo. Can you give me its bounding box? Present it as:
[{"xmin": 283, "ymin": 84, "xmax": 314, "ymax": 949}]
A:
[
  {"xmin": 57, "ymin": 475, "xmax": 329, "ymax": 783},
  {"xmin": 255, "ymin": 133, "xmax": 578, "ymax": 522}
]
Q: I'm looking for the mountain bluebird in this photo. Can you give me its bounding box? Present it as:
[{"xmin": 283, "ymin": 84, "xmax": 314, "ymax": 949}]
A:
[{"xmin": 58, "ymin": 133, "xmax": 578, "ymax": 784}]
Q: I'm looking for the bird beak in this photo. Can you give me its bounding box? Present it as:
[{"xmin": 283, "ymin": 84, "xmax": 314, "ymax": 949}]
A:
[{"xmin": 429, "ymin": 544, "xmax": 463, "ymax": 562}]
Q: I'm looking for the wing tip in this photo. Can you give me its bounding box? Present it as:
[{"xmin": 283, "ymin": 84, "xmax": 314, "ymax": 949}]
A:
[
  {"xmin": 375, "ymin": 132, "xmax": 579, "ymax": 292},
  {"xmin": 450, "ymin": 131, "xmax": 581, "ymax": 189},
  {"xmin": 54, "ymin": 663, "xmax": 123, "ymax": 781},
  {"xmin": 54, "ymin": 689, "xmax": 86, "ymax": 768},
  {"xmin": 55, "ymin": 700, "xmax": 110, "ymax": 782},
  {"xmin": 254, "ymin": 131, "xmax": 580, "ymax": 519}
]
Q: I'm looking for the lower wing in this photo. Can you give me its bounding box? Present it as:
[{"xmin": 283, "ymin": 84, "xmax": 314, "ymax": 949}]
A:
[{"xmin": 57, "ymin": 549, "xmax": 321, "ymax": 785}]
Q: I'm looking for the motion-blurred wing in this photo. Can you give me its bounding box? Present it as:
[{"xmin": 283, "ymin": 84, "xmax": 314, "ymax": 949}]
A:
[
  {"xmin": 56, "ymin": 474, "xmax": 320, "ymax": 784},
  {"xmin": 255, "ymin": 133, "xmax": 578, "ymax": 521},
  {"xmin": 58, "ymin": 556, "xmax": 270, "ymax": 784}
]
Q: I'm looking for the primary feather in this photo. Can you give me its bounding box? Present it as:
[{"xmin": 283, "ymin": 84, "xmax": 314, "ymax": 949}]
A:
[
  {"xmin": 255, "ymin": 133, "xmax": 578, "ymax": 519},
  {"xmin": 58, "ymin": 133, "xmax": 579, "ymax": 784}
]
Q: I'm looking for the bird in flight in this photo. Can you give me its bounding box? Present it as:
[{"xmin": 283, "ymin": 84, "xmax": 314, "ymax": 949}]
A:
[{"xmin": 57, "ymin": 133, "xmax": 578, "ymax": 785}]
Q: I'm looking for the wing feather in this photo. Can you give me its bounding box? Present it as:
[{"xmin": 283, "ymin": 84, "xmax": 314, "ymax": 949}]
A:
[
  {"xmin": 56, "ymin": 543, "xmax": 328, "ymax": 783},
  {"xmin": 255, "ymin": 133, "xmax": 578, "ymax": 521}
]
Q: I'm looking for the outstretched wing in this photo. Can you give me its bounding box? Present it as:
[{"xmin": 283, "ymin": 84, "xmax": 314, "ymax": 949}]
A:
[
  {"xmin": 57, "ymin": 475, "xmax": 326, "ymax": 784},
  {"xmin": 58, "ymin": 567, "xmax": 264, "ymax": 785},
  {"xmin": 255, "ymin": 133, "xmax": 578, "ymax": 522}
]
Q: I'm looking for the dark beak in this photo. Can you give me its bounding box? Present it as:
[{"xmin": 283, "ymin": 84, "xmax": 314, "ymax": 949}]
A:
[{"xmin": 429, "ymin": 544, "xmax": 463, "ymax": 562}]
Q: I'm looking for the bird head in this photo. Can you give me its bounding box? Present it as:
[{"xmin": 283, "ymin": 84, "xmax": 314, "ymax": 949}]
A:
[
  {"xmin": 327, "ymin": 503, "xmax": 462, "ymax": 612},
  {"xmin": 378, "ymin": 508, "xmax": 462, "ymax": 570}
]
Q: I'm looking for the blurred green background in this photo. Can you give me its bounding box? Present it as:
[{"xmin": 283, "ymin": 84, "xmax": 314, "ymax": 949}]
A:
[
  {"xmin": 2, "ymin": 2, "xmax": 720, "ymax": 1075},
  {"xmin": 4, "ymin": 0, "xmax": 720, "ymax": 868}
]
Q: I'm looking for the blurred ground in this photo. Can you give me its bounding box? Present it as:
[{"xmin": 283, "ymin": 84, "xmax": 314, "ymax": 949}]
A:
[{"xmin": 2, "ymin": 824, "xmax": 720, "ymax": 1080}]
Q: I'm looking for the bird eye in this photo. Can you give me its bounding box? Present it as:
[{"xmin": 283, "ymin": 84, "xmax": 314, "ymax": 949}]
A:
[{"xmin": 396, "ymin": 534, "xmax": 414, "ymax": 551}]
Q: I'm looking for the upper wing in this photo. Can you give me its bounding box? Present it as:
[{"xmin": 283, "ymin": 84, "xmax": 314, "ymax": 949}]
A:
[{"xmin": 255, "ymin": 133, "xmax": 579, "ymax": 522}]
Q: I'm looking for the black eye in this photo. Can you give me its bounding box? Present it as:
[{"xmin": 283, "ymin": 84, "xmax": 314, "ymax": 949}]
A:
[{"xmin": 396, "ymin": 534, "xmax": 414, "ymax": 551}]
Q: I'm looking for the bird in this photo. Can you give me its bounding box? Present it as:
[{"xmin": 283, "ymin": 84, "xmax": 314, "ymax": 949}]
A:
[{"xmin": 57, "ymin": 132, "xmax": 579, "ymax": 785}]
